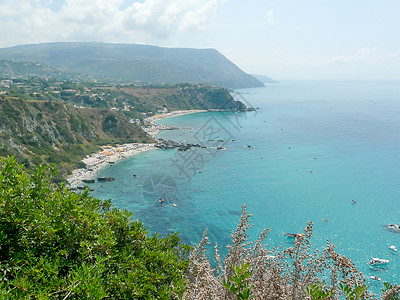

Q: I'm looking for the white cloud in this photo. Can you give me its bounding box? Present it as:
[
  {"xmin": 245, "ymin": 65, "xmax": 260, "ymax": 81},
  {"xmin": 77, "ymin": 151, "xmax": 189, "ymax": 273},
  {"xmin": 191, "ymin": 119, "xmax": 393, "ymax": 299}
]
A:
[
  {"xmin": 179, "ymin": 1, "xmax": 218, "ymax": 32},
  {"xmin": 0, "ymin": 0, "xmax": 61, "ymax": 46},
  {"xmin": 122, "ymin": 0, "xmax": 218, "ymax": 38},
  {"xmin": 0, "ymin": 0, "xmax": 222, "ymax": 47},
  {"xmin": 265, "ymin": 9, "xmax": 275, "ymax": 26}
]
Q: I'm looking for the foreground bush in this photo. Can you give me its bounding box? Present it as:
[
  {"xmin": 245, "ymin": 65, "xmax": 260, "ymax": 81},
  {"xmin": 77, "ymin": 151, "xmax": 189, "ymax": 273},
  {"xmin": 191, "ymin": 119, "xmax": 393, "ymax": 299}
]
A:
[
  {"xmin": 184, "ymin": 205, "xmax": 400, "ymax": 300},
  {"xmin": 0, "ymin": 157, "xmax": 189, "ymax": 299}
]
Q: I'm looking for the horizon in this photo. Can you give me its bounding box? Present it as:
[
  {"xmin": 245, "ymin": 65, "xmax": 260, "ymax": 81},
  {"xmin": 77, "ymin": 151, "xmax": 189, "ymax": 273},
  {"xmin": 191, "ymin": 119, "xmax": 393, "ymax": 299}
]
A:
[{"xmin": 1, "ymin": 0, "xmax": 399, "ymax": 81}]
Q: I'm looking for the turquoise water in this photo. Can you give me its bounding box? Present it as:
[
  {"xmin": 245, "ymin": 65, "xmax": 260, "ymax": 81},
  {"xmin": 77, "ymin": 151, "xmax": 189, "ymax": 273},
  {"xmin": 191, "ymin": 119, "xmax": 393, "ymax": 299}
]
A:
[{"xmin": 92, "ymin": 81, "xmax": 400, "ymax": 291}]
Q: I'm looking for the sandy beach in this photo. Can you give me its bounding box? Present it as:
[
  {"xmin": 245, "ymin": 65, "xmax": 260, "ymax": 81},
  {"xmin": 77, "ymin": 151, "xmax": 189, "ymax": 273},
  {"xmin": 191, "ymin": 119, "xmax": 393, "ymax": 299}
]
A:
[
  {"xmin": 66, "ymin": 143, "xmax": 156, "ymax": 188},
  {"xmin": 143, "ymin": 109, "xmax": 207, "ymax": 137},
  {"xmin": 66, "ymin": 109, "xmax": 206, "ymax": 188}
]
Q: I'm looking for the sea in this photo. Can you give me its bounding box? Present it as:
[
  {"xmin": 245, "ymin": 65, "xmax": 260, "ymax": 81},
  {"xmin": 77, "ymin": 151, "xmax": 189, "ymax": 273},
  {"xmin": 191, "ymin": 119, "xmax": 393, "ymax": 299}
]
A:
[{"xmin": 91, "ymin": 81, "xmax": 400, "ymax": 293}]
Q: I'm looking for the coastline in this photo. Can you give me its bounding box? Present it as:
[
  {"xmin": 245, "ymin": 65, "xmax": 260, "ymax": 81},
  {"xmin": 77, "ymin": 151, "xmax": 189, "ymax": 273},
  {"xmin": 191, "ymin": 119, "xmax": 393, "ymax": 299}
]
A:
[
  {"xmin": 142, "ymin": 109, "xmax": 207, "ymax": 137},
  {"xmin": 66, "ymin": 143, "xmax": 157, "ymax": 188},
  {"xmin": 66, "ymin": 109, "xmax": 207, "ymax": 188}
]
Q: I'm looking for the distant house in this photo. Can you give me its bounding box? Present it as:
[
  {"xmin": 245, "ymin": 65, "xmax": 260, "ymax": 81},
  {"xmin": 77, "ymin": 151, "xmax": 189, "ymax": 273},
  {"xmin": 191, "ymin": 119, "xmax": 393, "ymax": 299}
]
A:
[{"xmin": 129, "ymin": 119, "xmax": 141, "ymax": 124}]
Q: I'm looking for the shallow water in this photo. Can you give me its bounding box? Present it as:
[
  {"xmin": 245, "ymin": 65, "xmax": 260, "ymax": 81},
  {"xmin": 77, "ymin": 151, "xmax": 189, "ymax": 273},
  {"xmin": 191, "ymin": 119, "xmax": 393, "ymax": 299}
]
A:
[{"xmin": 91, "ymin": 81, "xmax": 400, "ymax": 293}]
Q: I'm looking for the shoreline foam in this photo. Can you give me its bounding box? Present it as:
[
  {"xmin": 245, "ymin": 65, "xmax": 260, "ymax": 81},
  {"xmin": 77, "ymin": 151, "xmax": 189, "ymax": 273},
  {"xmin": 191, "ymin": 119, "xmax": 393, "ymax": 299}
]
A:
[{"xmin": 66, "ymin": 109, "xmax": 206, "ymax": 188}]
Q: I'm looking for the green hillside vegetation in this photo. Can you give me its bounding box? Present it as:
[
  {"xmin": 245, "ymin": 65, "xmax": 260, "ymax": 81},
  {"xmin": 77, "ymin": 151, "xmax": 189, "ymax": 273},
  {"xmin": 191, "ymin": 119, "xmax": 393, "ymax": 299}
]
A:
[
  {"xmin": 0, "ymin": 157, "xmax": 189, "ymax": 299},
  {"xmin": 0, "ymin": 60, "xmax": 64, "ymax": 78},
  {"xmin": 0, "ymin": 42, "xmax": 264, "ymax": 89},
  {"xmin": 120, "ymin": 84, "xmax": 246, "ymax": 111},
  {"xmin": 0, "ymin": 97, "xmax": 151, "ymax": 178},
  {"xmin": 0, "ymin": 60, "xmax": 94, "ymax": 82}
]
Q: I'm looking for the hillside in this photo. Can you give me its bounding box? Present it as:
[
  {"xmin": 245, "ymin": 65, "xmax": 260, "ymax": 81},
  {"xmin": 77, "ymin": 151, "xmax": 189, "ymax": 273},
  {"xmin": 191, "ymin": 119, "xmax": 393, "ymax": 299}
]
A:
[
  {"xmin": 0, "ymin": 60, "xmax": 96, "ymax": 81},
  {"xmin": 0, "ymin": 60, "xmax": 64, "ymax": 77},
  {"xmin": 119, "ymin": 84, "xmax": 247, "ymax": 111},
  {"xmin": 0, "ymin": 42, "xmax": 264, "ymax": 89},
  {"xmin": 0, "ymin": 97, "xmax": 151, "ymax": 178}
]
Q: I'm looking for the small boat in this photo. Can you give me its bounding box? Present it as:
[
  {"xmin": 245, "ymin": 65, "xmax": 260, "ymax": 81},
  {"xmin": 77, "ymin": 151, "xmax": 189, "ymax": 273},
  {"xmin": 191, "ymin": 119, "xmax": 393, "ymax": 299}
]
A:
[
  {"xmin": 369, "ymin": 258, "xmax": 389, "ymax": 266},
  {"xmin": 386, "ymin": 224, "xmax": 400, "ymax": 233},
  {"xmin": 285, "ymin": 233, "xmax": 303, "ymax": 239},
  {"xmin": 389, "ymin": 245, "xmax": 397, "ymax": 252},
  {"xmin": 370, "ymin": 276, "xmax": 381, "ymax": 281}
]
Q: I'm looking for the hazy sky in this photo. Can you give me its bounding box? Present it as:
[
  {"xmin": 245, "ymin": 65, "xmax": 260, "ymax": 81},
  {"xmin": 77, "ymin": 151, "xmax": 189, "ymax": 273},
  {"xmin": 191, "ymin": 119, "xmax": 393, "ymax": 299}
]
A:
[{"xmin": 0, "ymin": 0, "xmax": 399, "ymax": 80}]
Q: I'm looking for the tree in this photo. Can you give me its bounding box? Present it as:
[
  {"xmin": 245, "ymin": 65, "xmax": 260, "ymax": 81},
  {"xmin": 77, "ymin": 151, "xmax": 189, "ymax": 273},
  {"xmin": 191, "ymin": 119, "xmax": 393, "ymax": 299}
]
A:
[{"xmin": 0, "ymin": 157, "xmax": 189, "ymax": 299}]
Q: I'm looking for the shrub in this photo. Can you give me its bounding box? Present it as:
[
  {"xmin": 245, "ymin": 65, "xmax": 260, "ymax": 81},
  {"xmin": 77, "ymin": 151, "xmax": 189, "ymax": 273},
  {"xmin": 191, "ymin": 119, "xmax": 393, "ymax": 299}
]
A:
[
  {"xmin": 102, "ymin": 114, "xmax": 118, "ymax": 133},
  {"xmin": 0, "ymin": 157, "xmax": 189, "ymax": 299},
  {"xmin": 184, "ymin": 205, "xmax": 376, "ymax": 300}
]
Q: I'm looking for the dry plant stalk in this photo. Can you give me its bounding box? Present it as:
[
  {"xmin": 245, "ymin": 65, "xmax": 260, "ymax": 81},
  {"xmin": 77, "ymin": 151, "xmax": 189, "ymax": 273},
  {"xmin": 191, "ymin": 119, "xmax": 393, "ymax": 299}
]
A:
[
  {"xmin": 183, "ymin": 204, "xmax": 382, "ymax": 300},
  {"xmin": 381, "ymin": 284, "xmax": 400, "ymax": 300}
]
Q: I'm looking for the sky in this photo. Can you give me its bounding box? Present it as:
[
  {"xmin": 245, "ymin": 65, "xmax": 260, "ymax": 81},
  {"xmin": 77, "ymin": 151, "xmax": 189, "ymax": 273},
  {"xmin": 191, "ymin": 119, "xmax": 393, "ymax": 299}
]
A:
[{"xmin": 0, "ymin": 0, "xmax": 399, "ymax": 81}]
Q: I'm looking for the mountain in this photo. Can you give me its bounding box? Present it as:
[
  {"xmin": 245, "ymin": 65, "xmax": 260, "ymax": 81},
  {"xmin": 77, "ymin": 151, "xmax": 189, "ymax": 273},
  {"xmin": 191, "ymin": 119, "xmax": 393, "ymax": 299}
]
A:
[
  {"xmin": 0, "ymin": 42, "xmax": 264, "ymax": 89},
  {"xmin": 250, "ymin": 74, "xmax": 278, "ymax": 84},
  {"xmin": 0, "ymin": 60, "xmax": 64, "ymax": 77}
]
